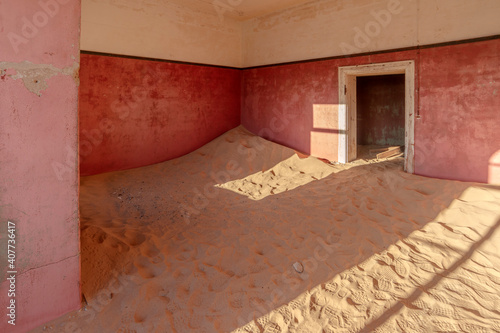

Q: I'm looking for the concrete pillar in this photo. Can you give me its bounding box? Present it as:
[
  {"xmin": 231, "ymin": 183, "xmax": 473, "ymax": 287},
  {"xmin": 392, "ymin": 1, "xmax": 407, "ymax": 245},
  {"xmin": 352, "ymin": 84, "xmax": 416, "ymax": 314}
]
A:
[{"xmin": 0, "ymin": 0, "xmax": 81, "ymax": 331}]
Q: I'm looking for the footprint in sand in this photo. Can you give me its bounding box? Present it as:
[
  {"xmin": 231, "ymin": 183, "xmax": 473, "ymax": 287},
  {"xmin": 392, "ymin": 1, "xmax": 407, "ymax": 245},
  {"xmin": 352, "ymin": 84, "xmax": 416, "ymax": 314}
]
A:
[
  {"xmin": 174, "ymin": 242, "xmax": 197, "ymax": 261},
  {"xmin": 373, "ymin": 320, "xmax": 398, "ymax": 333},
  {"xmin": 459, "ymin": 322, "xmax": 492, "ymax": 333},
  {"xmin": 375, "ymin": 252, "xmax": 393, "ymax": 266},
  {"xmin": 431, "ymin": 318, "xmax": 460, "ymax": 332},
  {"xmin": 133, "ymin": 256, "xmax": 163, "ymax": 279},
  {"xmin": 255, "ymin": 313, "xmax": 272, "ymax": 330},
  {"xmin": 228, "ymin": 291, "xmax": 246, "ymax": 309},
  {"xmin": 321, "ymin": 305, "xmax": 344, "ymax": 328},
  {"xmin": 133, "ymin": 308, "xmax": 148, "ymax": 323},
  {"xmin": 103, "ymin": 233, "xmax": 130, "ymax": 253},
  {"xmin": 122, "ymin": 229, "xmax": 147, "ymax": 247},
  {"xmin": 323, "ymin": 281, "xmax": 340, "ymax": 296},
  {"xmin": 348, "ymin": 290, "xmax": 370, "ymax": 306},
  {"xmin": 374, "ymin": 276, "xmax": 394, "ymax": 293},
  {"xmin": 428, "ymin": 301, "xmax": 457, "ymax": 319},
  {"xmin": 336, "ymin": 286, "xmax": 351, "ymax": 300},
  {"xmin": 373, "ymin": 265, "xmax": 400, "ymax": 285},
  {"xmin": 119, "ymin": 308, "xmax": 136, "ymax": 326},
  {"xmin": 393, "ymin": 258, "xmax": 410, "ymax": 279},
  {"xmin": 396, "ymin": 310, "xmax": 429, "ymax": 333},
  {"xmin": 139, "ymin": 241, "xmax": 160, "ymax": 259},
  {"xmin": 262, "ymin": 321, "xmax": 282, "ymax": 333},
  {"xmin": 310, "ymin": 291, "xmax": 329, "ymax": 312},
  {"xmin": 288, "ymin": 293, "xmax": 309, "ymax": 311},
  {"xmin": 204, "ymin": 266, "xmax": 233, "ymax": 292},
  {"xmin": 277, "ymin": 306, "xmax": 293, "ymax": 326},
  {"xmin": 374, "ymin": 290, "xmax": 392, "ymax": 301},
  {"xmin": 410, "ymin": 294, "xmax": 436, "ymax": 312}
]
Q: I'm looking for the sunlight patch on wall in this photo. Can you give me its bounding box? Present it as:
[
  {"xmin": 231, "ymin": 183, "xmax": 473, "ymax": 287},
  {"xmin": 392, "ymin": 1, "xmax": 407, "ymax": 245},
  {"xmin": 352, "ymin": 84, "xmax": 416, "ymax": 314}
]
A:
[
  {"xmin": 489, "ymin": 150, "xmax": 500, "ymax": 185},
  {"xmin": 311, "ymin": 104, "xmax": 341, "ymax": 161},
  {"xmin": 313, "ymin": 104, "xmax": 338, "ymax": 130}
]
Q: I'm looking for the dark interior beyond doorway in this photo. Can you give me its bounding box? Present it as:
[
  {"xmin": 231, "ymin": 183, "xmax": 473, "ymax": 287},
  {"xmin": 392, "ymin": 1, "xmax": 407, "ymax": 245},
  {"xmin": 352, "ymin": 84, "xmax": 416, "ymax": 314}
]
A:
[{"xmin": 356, "ymin": 74, "xmax": 405, "ymax": 147}]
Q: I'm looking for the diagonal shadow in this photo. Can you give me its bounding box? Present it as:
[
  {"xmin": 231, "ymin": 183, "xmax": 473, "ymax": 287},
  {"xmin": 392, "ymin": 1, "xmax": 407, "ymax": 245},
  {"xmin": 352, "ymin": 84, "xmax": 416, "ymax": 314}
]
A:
[{"xmin": 360, "ymin": 217, "xmax": 500, "ymax": 333}]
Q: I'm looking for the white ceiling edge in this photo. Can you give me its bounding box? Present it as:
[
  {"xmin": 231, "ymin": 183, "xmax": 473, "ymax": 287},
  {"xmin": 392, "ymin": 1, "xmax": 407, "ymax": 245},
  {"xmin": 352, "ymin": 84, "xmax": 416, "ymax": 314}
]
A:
[{"xmin": 165, "ymin": 0, "xmax": 315, "ymax": 21}]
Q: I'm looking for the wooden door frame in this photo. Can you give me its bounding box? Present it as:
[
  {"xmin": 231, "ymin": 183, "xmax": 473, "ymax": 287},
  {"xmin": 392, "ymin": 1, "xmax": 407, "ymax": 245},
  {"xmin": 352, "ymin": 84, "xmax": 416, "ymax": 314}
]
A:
[{"xmin": 338, "ymin": 60, "xmax": 415, "ymax": 173}]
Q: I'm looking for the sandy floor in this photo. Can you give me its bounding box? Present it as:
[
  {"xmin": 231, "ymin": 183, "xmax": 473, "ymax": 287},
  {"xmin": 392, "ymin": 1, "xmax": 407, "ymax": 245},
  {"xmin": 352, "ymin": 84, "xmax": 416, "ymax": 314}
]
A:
[{"xmin": 34, "ymin": 126, "xmax": 500, "ymax": 333}]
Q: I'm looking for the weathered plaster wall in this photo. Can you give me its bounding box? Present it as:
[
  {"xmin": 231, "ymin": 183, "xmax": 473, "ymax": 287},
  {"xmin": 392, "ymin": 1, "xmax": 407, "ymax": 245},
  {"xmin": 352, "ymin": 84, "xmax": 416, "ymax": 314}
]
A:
[
  {"xmin": 356, "ymin": 74, "xmax": 405, "ymax": 146},
  {"xmin": 242, "ymin": 50, "xmax": 417, "ymax": 162},
  {"xmin": 81, "ymin": 0, "xmax": 243, "ymax": 67},
  {"xmin": 242, "ymin": 39, "xmax": 500, "ymax": 183},
  {"xmin": 0, "ymin": 1, "xmax": 81, "ymax": 332},
  {"xmin": 242, "ymin": 0, "xmax": 500, "ymax": 67},
  {"xmin": 417, "ymin": 39, "xmax": 500, "ymax": 183},
  {"xmin": 79, "ymin": 53, "xmax": 241, "ymax": 176},
  {"xmin": 81, "ymin": 0, "xmax": 500, "ymax": 68}
]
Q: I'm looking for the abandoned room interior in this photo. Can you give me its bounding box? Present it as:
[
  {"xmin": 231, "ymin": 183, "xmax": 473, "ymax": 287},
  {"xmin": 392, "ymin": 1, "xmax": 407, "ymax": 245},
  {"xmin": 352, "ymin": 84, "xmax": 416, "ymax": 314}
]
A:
[{"xmin": 1, "ymin": 0, "xmax": 500, "ymax": 332}]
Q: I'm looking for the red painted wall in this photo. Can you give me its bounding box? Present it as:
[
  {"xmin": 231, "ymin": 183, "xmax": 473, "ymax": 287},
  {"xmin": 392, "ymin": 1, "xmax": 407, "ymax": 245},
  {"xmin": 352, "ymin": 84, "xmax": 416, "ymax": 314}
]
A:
[
  {"xmin": 242, "ymin": 62, "xmax": 337, "ymax": 159},
  {"xmin": 0, "ymin": 1, "xmax": 81, "ymax": 332},
  {"xmin": 417, "ymin": 40, "xmax": 500, "ymax": 183},
  {"xmin": 357, "ymin": 74, "xmax": 405, "ymax": 146},
  {"xmin": 242, "ymin": 51, "xmax": 417, "ymax": 162},
  {"xmin": 242, "ymin": 39, "xmax": 500, "ymax": 183},
  {"xmin": 79, "ymin": 54, "xmax": 241, "ymax": 176}
]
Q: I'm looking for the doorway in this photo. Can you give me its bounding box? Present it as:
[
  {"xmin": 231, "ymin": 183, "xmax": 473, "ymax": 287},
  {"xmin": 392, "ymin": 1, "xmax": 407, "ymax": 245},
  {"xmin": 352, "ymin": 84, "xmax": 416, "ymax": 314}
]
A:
[
  {"xmin": 356, "ymin": 74, "xmax": 405, "ymax": 159},
  {"xmin": 338, "ymin": 61, "xmax": 415, "ymax": 173}
]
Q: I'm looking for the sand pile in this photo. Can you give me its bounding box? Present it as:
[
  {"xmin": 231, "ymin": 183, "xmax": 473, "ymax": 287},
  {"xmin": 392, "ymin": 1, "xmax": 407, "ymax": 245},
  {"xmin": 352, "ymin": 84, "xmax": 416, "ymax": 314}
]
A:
[
  {"xmin": 216, "ymin": 154, "xmax": 335, "ymax": 200},
  {"xmin": 33, "ymin": 126, "xmax": 500, "ymax": 333}
]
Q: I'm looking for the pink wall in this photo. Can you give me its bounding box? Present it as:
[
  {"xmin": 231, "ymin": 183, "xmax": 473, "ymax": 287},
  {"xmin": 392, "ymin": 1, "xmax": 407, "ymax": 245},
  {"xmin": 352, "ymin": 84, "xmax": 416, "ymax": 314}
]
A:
[
  {"xmin": 79, "ymin": 54, "xmax": 241, "ymax": 176},
  {"xmin": 417, "ymin": 40, "xmax": 500, "ymax": 183},
  {"xmin": 0, "ymin": 1, "xmax": 81, "ymax": 332},
  {"xmin": 242, "ymin": 51, "xmax": 417, "ymax": 162},
  {"xmin": 242, "ymin": 38, "xmax": 500, "ymax": 183}
]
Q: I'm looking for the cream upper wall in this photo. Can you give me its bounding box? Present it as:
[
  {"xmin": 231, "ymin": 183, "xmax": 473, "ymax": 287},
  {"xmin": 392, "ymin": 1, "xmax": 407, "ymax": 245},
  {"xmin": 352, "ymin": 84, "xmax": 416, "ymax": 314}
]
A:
[
  {"xmin": 81, "ymin": 0, "xmax": 500, "ymax": 68},
  {"xmin": 417, "ymin": 0, "xmax": 500, "ymax": 44},
  {"xmin": 81, "ymin": 0, "xmax": 243, "ymax": 67},
  {"xmin": 242, "ymin": 0, "xmax": 500, "ymax": 67}
]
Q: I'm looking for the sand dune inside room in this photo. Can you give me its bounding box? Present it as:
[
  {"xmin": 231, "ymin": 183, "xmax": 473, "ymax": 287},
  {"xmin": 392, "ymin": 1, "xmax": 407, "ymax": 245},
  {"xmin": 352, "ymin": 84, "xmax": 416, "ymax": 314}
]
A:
[
  {"xmin": 33, "ymin": 127, "xmax": 500, "ymax": 333},
  {"xmin": 3, "ymin": 1, "xmax": 500, "ymax": 332}
]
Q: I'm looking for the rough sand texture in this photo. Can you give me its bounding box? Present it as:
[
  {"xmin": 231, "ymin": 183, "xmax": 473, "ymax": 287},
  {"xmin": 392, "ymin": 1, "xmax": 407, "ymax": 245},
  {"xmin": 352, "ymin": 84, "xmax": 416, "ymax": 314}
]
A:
[{"xmin": 34, "ymin": 126, "xmax": 500, "ymax": 333}]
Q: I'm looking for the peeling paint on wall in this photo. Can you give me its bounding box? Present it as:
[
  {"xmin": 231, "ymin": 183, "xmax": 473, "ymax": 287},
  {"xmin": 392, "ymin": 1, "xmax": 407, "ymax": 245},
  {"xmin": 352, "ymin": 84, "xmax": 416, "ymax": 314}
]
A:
[
  {"xmin": 0, "ymin": 61, "xmax": 79, "ymax": 96},
  {"xmin": 0, "ymin": 0, "xmax": 81, "ymax": 331}
]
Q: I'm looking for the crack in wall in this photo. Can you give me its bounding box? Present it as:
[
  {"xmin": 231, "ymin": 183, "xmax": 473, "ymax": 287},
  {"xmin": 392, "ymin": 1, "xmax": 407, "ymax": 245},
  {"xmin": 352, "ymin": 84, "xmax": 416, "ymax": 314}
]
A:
[
  {"xmin": 0, "ymin": 61, "xmax": 80, "ymax": 97},
  {"xmin": 19, "ymin": 253, "xmax": 80, "ymax": 278}
]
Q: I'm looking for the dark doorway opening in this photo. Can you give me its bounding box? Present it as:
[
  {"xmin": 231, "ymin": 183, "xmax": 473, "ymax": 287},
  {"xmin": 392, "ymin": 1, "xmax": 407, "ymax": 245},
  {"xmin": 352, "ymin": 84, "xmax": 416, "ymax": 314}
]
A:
[{"xmin": 356, "ymin": 74, "xmax": 405, "ymax": 160}]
